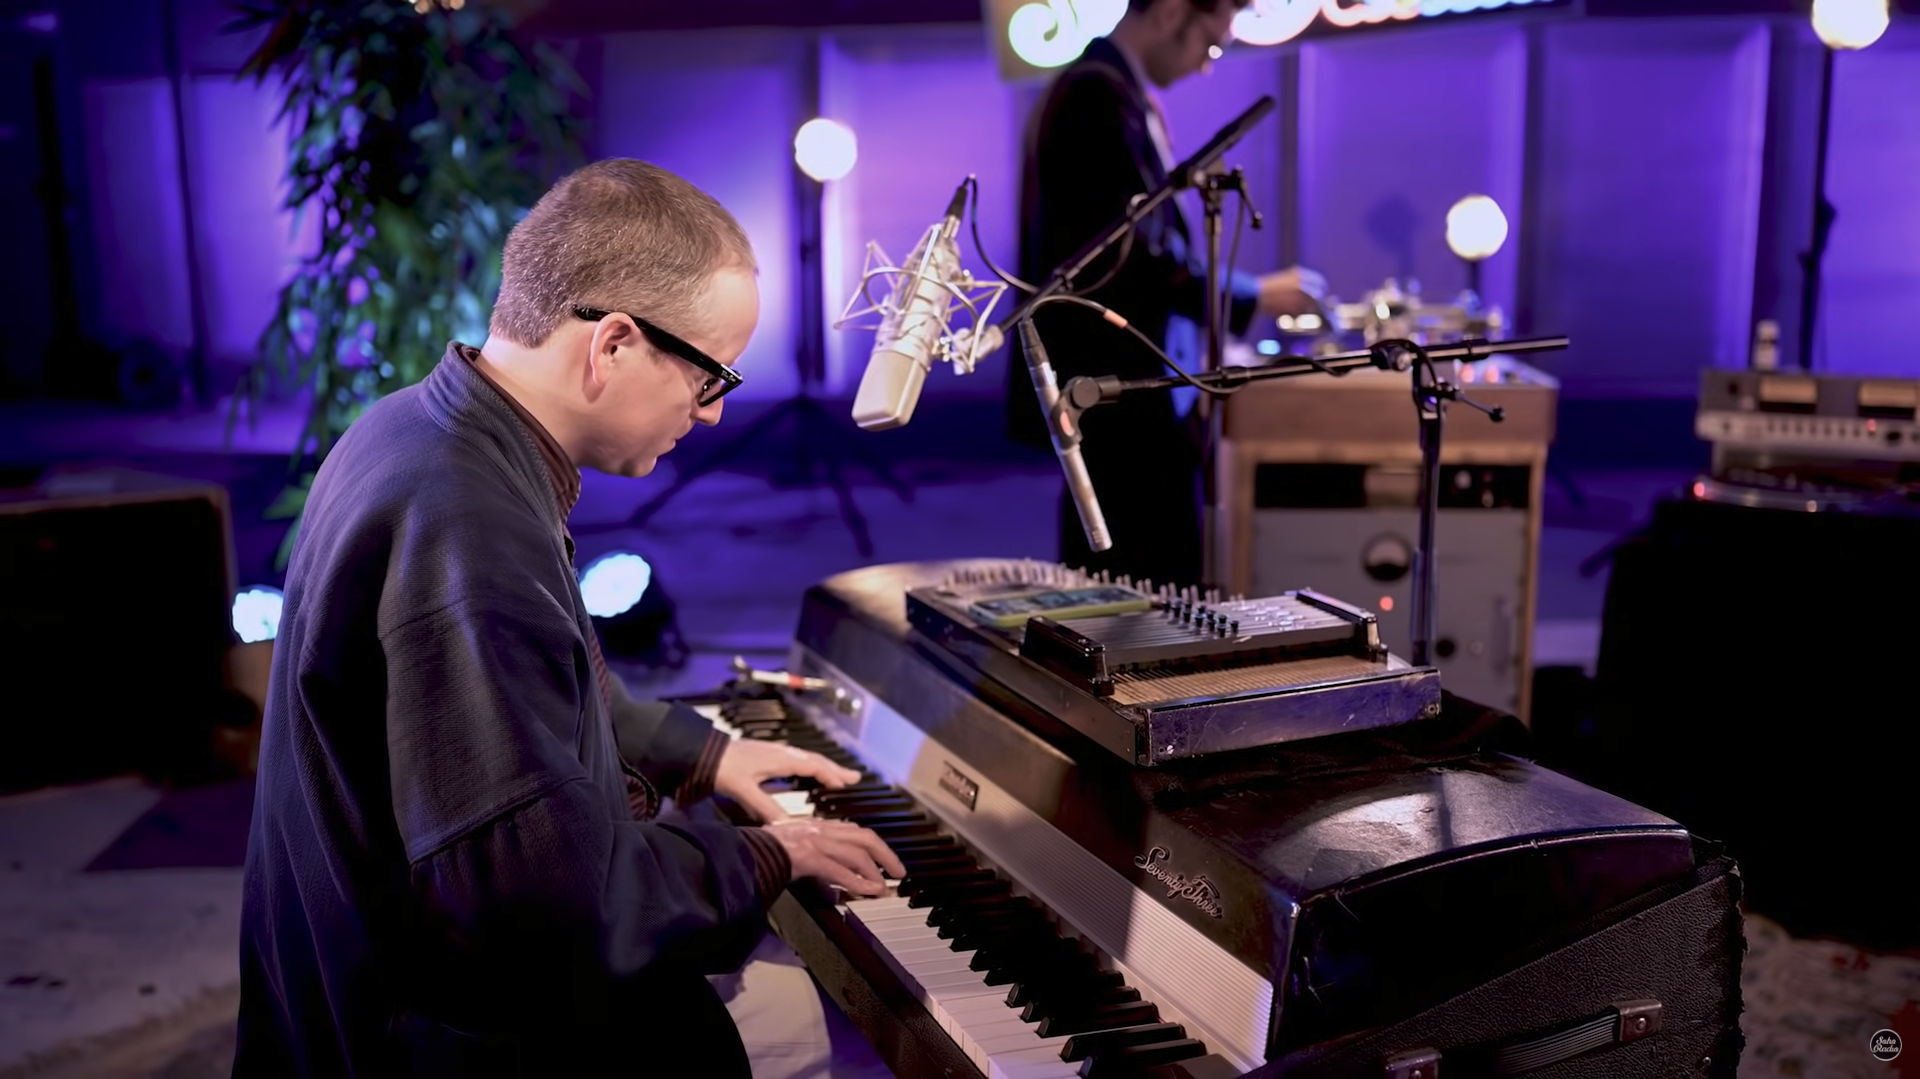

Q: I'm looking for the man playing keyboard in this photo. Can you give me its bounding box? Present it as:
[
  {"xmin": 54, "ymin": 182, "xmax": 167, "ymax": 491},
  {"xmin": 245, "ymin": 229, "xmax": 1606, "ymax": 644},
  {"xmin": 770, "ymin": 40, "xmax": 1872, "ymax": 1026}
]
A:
[{"xmin": 234, "ymin": 159, "xmax": 904, "ymax": 1078}]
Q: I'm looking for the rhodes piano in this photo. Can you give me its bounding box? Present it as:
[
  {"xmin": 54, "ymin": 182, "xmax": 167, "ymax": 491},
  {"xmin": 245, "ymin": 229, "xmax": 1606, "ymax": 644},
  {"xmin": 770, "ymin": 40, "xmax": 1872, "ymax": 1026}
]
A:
[{"xmin": 687, "ymin": 560, "xmax": 1743, "ymax": 1079}]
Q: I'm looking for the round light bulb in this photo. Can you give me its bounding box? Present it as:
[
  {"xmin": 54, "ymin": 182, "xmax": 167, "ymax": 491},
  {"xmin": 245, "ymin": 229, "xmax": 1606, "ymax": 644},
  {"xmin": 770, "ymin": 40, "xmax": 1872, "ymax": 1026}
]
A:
[
  {"xmin": 793, "ymin": 118, "xmax": 858, "ymax": 182},
  {"xmin": 1812, "ymin": 0, "xmax": 1889, "ymax": 49},
  {"xmin": 1446, "ymin": 194, "xmax": 1509, "ymax": 262}
]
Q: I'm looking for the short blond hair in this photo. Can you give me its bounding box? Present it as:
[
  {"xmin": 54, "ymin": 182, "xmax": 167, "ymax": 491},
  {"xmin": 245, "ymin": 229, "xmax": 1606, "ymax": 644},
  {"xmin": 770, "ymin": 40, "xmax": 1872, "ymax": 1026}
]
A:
[{"xmin": 489, "ymin": 159, "xmax": 756, "ymax": 347}]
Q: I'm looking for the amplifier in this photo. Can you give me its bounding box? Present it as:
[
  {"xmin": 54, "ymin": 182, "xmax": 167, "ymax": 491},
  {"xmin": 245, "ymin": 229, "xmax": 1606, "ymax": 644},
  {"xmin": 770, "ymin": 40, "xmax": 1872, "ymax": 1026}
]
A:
[
  {"xmin": 1218, "ymin": 358, "xmax": 1556, "ymax": 720},
  {"xmin": 0, "ymin": 468, "xmax": 238, "ymax": 790},
  {"xmin": 1696, "ymin": 369, "xmax": 1920, "ymax": 472}
]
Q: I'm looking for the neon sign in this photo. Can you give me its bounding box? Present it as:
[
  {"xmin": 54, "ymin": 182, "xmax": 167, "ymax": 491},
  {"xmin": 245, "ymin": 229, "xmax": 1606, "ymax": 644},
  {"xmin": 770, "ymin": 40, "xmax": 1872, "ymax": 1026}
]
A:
[
  {"xmin": 1007, "ymin": 0, "xmax": 1127, "ymax": 69},
  {"xmin": 1004, "ymin": 0, "xmax": 1555, "ymax": 68}
]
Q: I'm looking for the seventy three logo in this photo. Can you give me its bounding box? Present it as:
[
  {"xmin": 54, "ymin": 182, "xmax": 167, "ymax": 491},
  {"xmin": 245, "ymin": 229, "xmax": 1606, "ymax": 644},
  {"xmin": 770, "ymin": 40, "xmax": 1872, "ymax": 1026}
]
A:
[
  {"xmin": 1871, "ymin": 1029, "xmax": 1902, "ymax": 1062},
  {"xmin": 1133, "ymin": 846, "xmax": 1223, "ymax": 918}
]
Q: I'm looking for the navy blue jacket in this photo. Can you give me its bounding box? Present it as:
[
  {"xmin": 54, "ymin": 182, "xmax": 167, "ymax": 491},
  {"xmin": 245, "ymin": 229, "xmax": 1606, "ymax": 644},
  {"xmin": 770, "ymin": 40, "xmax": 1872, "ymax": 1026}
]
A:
[{"xmin": 234, "ymin": 349, "xmax": 769, "ymax": 1076}]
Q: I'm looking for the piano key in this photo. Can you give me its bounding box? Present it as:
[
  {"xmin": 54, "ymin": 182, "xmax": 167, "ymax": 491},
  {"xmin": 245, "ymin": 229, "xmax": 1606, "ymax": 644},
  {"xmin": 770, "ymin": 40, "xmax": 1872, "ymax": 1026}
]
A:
[
  {"xmin": 986, "ymin": 1044, "xmax": 1082, "ymax": 1079},
  {"xmin": 910, "ymin": 879, "xmax": 1011, "ymax": 909},
  {"xmin": 1004, "ymin": 968, "xmax": 1125, "ymax": 1008},
  {"xmin": 1059, "ymin": 1022, "xmax": 1189, "ymax": 1062},
  {"xmin": 1034, "ymin": 1001, "xmax": 1159, "ymax": 1038},
  {"xmin": 732, "ymin": 693, "xmax": 1216, "ymax": 1078},
  {"xmin": 771, "ymin": 790, "xmax": 816, "ymax": 817},
  {"xmin": 928, "ymin": 895, "xmax": 1038, "ymax": 927},
  {"xmin": 1078, "ymin": 1038, "xmax": 1208, "ymax": 1077},
  {"xmin": 1018, "ymin": 986, "xmax": 1141, "ymax": 1024}
]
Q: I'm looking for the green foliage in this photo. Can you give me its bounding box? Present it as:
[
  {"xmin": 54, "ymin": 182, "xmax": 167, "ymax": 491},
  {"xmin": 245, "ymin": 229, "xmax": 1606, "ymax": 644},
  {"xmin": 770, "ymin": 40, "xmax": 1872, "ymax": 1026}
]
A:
[{"xmin": 227, "ymin": 0, "xmax": 585, "ymax": 567}]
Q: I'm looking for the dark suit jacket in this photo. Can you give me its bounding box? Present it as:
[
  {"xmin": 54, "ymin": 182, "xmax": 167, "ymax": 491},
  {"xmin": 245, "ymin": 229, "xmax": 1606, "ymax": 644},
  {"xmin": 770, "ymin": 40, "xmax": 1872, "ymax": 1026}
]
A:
[{"xmin": 1006, "ymin": 36, "xmax": 1261, "ymax": 585}]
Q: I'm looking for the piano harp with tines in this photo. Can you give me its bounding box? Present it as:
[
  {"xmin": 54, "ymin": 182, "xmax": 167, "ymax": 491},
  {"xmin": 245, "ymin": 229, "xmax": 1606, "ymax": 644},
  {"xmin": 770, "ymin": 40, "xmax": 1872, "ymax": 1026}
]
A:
[{"xmin": 688, "ymin": 560, "xmax": 1744, "ymax": 1079}]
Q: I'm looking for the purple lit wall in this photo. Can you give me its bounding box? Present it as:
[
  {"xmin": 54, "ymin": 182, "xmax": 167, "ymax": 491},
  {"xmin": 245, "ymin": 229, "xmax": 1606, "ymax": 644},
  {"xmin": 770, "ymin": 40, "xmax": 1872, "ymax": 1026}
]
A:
[
  {"xmin": 1821, "ymin": 23, "xmax": 1920, "ymax": 377},
  {"xmin": 1527, "ymin": 18, "xmax": 1771, "ymax": 395},
  {"xmin": 27, "ymin": 1, "xmax": 1920, "ymax": 415},
  {"xmin": 80, "ymin": 78, "xmax": 195, "ymax": 353},
  {"xmin": 1297, "ymin": 22, "xmax": 1528, "ymax": 334}
]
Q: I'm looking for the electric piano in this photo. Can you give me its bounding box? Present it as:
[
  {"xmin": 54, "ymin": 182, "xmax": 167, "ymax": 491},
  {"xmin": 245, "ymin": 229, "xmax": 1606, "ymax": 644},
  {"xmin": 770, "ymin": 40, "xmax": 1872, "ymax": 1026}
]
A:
[{"xmin": 689, "ymin": 560, "xmax": 1743, "ymax": 1078}]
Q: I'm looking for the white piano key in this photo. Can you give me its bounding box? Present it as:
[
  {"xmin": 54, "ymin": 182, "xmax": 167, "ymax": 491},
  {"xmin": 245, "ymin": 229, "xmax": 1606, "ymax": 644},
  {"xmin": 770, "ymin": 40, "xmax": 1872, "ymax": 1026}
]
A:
[
  {"xmin": 888, "ymin": 942, "xmax": 962, "ymax": 966},
  {"xmin": 967, "ymin": 1020, "xmax": 1062, "ymax": 1073},
  {"xmin": 987, "ymin": 1042, "xmax": 1082, "ymax": 1079},
  {"xmin": 916, "ymin": 966, "xmax": 993, "ymax": 991},
  {"xmin": 974, "ymin": 1026, "xmax": 1068, "ymax": 1059},
  {"xmin": 771, "ymin": 790, "xmax": 816, "ymax": 817},
  {"xmin": 844, "ymin": 896, "xmax": 919, "ymax": 920}
]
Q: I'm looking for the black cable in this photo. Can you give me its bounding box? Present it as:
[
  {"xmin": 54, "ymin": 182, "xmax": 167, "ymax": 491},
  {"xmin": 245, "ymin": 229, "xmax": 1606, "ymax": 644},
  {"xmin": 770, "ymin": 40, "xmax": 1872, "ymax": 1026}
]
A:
[
  {"xmin": 1029, "ymin": 294, "xmax": 1260, "ymax": 397},
  {"xmin": 967, "ymin": 176, "xmax": 1038, "ymax": 294},
  {"xmin": 968, "ymin": 175, "xmax": 1137, "ymax": 299},
  {"xmin": 1061, "ymin": 195, "xmax": 1140, "ymax": 298}
]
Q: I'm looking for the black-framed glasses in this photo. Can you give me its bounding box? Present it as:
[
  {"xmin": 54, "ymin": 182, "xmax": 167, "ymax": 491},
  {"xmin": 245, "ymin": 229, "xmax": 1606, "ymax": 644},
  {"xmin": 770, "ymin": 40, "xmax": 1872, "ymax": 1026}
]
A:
[{"xmin": 572, "ymin": 305, "xmax": 743, "ymax": 406}]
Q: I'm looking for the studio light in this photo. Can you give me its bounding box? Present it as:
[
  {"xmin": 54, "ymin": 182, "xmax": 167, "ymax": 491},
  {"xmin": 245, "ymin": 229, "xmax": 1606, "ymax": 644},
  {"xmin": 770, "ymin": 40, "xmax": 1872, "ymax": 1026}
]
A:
[
  {"xmin": 1446, "ymin": 194, "xmax": 1509, "ymax": 332},
  {"xmin": 232, "ymin": 585, "xmax": 285, "ymax": 644},
  {"xmin": 1445, "ymin": 194, "xmax": 1509, "ymax": 263},
  {"xmin": 1812, "ymin": 0, "xmax": 1889, "ymax": 50},
  {"xmin": 793, "ymin": 118, "xmax": 858, "ymax": 183},
  {"xmin": 1795, "ymin": 0, "xmax": 1889, "ymax": 368},
  {"xmin": 578, "ymin": 550, "xmax": 687, "ymax": 669},
  {"xmin": 579, "ymin": 551, "xmax": 652, "ymax": 618}
]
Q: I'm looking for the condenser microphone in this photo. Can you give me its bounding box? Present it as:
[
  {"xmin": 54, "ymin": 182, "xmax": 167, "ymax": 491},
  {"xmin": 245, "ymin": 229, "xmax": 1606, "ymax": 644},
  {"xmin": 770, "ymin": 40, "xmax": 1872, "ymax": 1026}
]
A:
[
  {"xmin": 1018, "ymin": 318, "xmax": 1111, "ymax": 552},
  {"xmin": 850, "ymin": 181, "xmax": 971, "ymax": 431}
]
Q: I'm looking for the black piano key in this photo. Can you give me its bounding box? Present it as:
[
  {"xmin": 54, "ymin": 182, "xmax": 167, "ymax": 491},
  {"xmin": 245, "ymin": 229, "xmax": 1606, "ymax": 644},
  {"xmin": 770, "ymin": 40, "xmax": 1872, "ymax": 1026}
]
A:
[
  {"xmin": 1004, "ymin": 967, "xmax": 1123, "ymax": 1007},
  {"xmin": 886, "ymin": 837, "xmax": 962, "ymax": 857},
  {"xmin": 865, "ymin": 819, "xmax": 942, "ymax": 839},
  {"xmin": 930, "ymin": 899, "xmax": 1043, "ymax": 936},
  {"xmin": 908, "ymin": 878, "xmax": 1010, "ymax": 909},
  {"xmin": 806, "ymin": 791, "xmax": 902, "ymax": 806},
  {"xmin": 821, "ymin": 808, "xmax": 924, "ymax": 826},
  {"xmin": 898, "ymin": 868, "xmax": 996, "ymax": 897},
  {"xmin": 809, "ymin": 778, "xmax": 894, "ymax": 792},
  {"xmin": 1018, "ymin": 984, "xmax": 1141, "ymax": 1024},
  {"xmin": 894, "ymin": 852, "xmax": 970, "ymax": 874},
  {"xmin": 1035, "ymin": 1000, "xmax": 1160, "ymax": 1038},
  {"xmin": 946, "ymin": 915, "xmax": 1055, "ymax": 952},
  {"xmin": 1060, "ymin": 1023, "xmax": 1188, "ymax": 1063},
  {"xmin": 894, "ymin": 857, "xmax": 979, "ymax": 884},
  {"xmin": 976, "ymin": 937, "xmax": 1089, "ymax": 982},
  {"xmin": 927, "ymin": 894, "xmax": 1036, "ymax": 927},
  {"xmin": 1080, "ymin": 1038, "xmax": 1208, "ymax": 1078}
]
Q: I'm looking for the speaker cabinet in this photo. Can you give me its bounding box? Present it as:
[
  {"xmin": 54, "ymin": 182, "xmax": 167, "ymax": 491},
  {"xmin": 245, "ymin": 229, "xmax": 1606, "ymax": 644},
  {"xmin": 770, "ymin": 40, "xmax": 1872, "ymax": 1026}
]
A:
[
  {"xmin": 1217, "ymin": 360, "xmax": 1556, "ymax": 720},
  {"xmin": 0, "ymin": 468, "xmax": 237, "ymax": 791},
  {"xmin": 1591, "ymin": 494, "xmax": 1920, "ymax": 949}
]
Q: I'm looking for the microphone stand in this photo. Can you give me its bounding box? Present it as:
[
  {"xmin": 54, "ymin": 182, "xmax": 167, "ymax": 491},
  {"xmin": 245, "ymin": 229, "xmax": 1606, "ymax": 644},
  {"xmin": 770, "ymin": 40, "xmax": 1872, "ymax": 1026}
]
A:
[
  {"xmin": 1195, "ymin": 167, "xmax": 1262, "ymax": 589},
  {"xmin": 1054, "ymin": 335, "xmax": 1570, "ymax": 668},
  {"xmin": 991, "ymin": 97, "xmax": 1277, "ymax": 559}
]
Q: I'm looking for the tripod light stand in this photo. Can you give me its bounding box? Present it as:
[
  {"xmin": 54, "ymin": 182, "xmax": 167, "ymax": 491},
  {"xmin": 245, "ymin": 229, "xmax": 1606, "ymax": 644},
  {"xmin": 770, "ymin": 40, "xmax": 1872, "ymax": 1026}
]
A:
[
  {"xmin": 1799, "ymin": 0, "xmax": 1890, "ymax": 369},
  {"xmin": 623, "ymin": 48, "xmax": 909, "ymax": 556}
]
